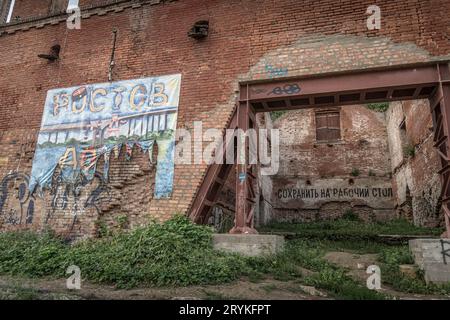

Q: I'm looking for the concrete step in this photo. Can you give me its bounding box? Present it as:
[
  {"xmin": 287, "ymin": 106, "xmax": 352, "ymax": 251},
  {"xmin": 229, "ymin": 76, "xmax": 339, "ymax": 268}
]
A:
[{"xmin": 409, "ymin": 239, "xmax": 450, "ymax": 284}]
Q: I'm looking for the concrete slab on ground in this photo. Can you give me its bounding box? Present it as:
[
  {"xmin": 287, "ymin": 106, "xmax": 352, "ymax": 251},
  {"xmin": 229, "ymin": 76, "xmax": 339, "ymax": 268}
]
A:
[
  {"xmin": 409, "ymin": 239, "xmax": 450, "ymax": 284},
  {"xmin": 212, "ymin": 234, "xmax": 285, "ymax": 257}
]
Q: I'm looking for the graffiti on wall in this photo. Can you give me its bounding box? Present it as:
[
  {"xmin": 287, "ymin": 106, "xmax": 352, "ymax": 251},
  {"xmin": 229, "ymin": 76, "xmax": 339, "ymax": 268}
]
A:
[
  {"xmin": 0, "ymin": 172, "xmax": 35, "ymax": 226},
  {"xmin": 440, "ymin": 240, "xmax": 450, "ymax": 265},
  {"xmin": 29, "ymin": 74, "xmax": 182, "ymax": 199},
  {"xmin": 47, "ymin": 172, "xmax": 112, "ymax": 218},
  {"xmin": 265, "ymin": 64, "xmax": 288, "ymax": 78},
  {"xmin": 45, "ymin": 172, "xmax": 113, "ymax": 235}
]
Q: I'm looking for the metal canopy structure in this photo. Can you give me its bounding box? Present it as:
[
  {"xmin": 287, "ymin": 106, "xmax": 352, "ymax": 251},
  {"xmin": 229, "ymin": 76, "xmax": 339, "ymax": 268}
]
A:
[{"xmin": 190, "ymin": 62, "xmax": 450, "ymax": 236}]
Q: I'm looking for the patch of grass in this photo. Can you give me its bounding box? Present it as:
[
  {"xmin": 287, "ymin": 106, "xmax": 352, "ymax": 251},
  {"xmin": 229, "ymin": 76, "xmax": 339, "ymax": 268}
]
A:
[
  {"xmin": 0, "ymin": 285, "xmax": 41, "ymax": 300},
  {"xmin": 314, "ymin": 239, "xmax": 392, "ymax": 255},
  {"xmin": 260, "ymin": 218, "xmax": 442, "ymax": 241},
  {"xmin": 303, "ymin": 266, "xmax": 385, "ymax": 300},
  {"xmin": 404, "ymin": 144, "xmax": 416, "ymax": 158},
  {"xmin": 351, "ymin": 168, "xmax": 360, "ymax": 177},
  {"xmin": 259, "ymin": 240, "xmax": 386, "ymax": 299},
  {"xmin": 0, "ymin": 216, "xmax": 249, "ymax": 289},
  {"xmin": 367, "ymin": 102, "xmax": 389, "ymax": 112},
  {"xmin": 270, "ymin": 111, "xmax": 286, "ymax": 122},
  {"xmin": 260, "ymin": 284, "xmax": 278, "ymax": 293},
  {"xmin": 342, "ymin": 209, "xmax": 360, "ymax": 222},
  {"xmin": 246, "ymin": 239, "xmax": 386, "ymax": 299},
  {"xmin": 379, "ymin": 246, "xmax": 450, "ymax": 295},
  {"xmin": 0, "ymin": 231, "xmax": 68, "ymax": 278}
]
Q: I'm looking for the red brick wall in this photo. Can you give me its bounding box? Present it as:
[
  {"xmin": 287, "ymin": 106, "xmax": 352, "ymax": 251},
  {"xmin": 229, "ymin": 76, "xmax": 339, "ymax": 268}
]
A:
[
  {"xmin": 274, "ymin": 106, "xmax": 391, "ymax": 177},
  {"xmin": 8, "ymin": 0, "xmax": 53, "ymax": 21},
  {"xmin": 387, "ymin": 100, "xmax": 443, "ymax": 227},
  {"xmin": 0, "ymin": 0, "xmax": 449, "ymax": 237},
  {"xmin": 268, "ymin": 105, "xmax": 395, "ymax": 223}
]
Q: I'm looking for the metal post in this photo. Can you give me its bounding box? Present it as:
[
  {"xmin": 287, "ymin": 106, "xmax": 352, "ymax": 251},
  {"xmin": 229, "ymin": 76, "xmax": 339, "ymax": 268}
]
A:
[
  {"xmin": 430, "ymin": 63, "xmax": 450, "ymax": 238},
  {"xmin": 230, "ymin": 98, "xmax": 258, "ymax": 234}
]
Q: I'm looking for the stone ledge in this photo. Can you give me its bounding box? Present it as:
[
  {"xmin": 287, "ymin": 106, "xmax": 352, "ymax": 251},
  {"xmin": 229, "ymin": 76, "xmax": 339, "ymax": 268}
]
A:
[
  {"xmin": 0, "ymin": 0, "xmax": 176, "ymax": 37},
  {"xmin": 409, "ymin": 238, "xmax": 450, "ymax": 284},
  {"xmin": 212, "ymin": 234, "xmax": 285, "ymax": 257}
]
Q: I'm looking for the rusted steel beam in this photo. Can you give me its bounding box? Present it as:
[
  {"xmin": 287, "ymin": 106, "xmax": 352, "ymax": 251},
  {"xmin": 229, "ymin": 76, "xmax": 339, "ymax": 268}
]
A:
[
  {"xmin": 242, "ymin": 65, "xmax": 442, "ymax": 112},
  {"xmin": 189, "ymin": 106, "xmax": 238, "ymax": 223},
  {"xmin": 229, "ymin": 100, "xmax": 258, "ymax": 234},
  {"xmin": 428, "ymin": 63, "xmax": 450, "ymax": 237},
  {"xmin": 190, "ymin": 62, "xmax": 450, "ymax": 238},
  {"xmin": 432, "ymin": 63, "xmax": 450, "ymax": 237}
]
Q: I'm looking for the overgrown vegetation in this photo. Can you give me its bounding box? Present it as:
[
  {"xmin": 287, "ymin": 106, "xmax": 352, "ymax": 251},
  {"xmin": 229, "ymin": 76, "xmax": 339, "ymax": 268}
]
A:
[
  {"xmin": 379, "ymin": 246, "xmax": 450, "ymax": 295},
  {"xmin": 342, "ymin": 209, "xmax": 359, "ymax": 222},
  {"xmin": 0, "ymin": 216, "xmax": 447, "ymax": 299},
  {"xmin": 0, "ymin": 216, "xmax": 247, "ymax": 288},
  {"xmin": 270, "ymin": 111, "xmax": 286, "ymax": 122},
  {"xmin": 351, "ymin": 168, "xmax": 360, "ymax": 177},
  {"xmin": 247, "ymin": 239, "xmax": 386, "ymax": 299},
  {"xmin": 404, "ymin": 144, "xmax": 416, "ymax": 158},
  {"xmin": 366, "ymin": 102, "xmax": 389, "ymax": 112}
]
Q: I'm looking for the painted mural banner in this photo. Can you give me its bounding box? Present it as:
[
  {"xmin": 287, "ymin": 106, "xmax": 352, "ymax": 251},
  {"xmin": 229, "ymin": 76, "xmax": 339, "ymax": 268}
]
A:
[{"xmin": 29, "ymin": 74, "xmax": 182, "ymax": 199}]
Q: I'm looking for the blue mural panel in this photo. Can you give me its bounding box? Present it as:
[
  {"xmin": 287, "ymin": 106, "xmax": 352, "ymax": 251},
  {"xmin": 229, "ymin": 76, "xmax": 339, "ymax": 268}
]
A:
[{"xmin": 30, "ymin": 74, "xmax": 182, "ymax": 199}]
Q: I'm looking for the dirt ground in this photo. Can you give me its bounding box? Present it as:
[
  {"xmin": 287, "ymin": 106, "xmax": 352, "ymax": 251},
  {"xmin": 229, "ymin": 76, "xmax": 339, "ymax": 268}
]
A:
[
  {"xmin": 0, "ymin": 275, "xmax": 328, "ymax": 300},
  {"xmin": 323, "ymin": 251, "xmax": 450, "ymax": 300}
]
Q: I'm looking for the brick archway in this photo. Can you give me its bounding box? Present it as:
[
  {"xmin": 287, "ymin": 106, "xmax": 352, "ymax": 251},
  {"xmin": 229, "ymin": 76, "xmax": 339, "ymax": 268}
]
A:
[{"xmin": 190, "ymin": 62, "xmax": 450, "ymax": 236}]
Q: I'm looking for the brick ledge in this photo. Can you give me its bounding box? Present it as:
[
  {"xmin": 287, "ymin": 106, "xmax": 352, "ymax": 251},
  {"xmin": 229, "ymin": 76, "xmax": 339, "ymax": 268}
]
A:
[{"xmin": 0, "ymin": 0, "xmax": 176, "ymax": 37}]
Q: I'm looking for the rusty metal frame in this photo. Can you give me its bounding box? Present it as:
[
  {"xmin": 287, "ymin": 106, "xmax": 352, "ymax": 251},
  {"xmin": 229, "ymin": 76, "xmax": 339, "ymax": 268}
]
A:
[
  {"xmin": 429, "ymin": 63, "xmax": 450, "ymax": 237},
  {"xmin": 190, "ymin": 61, "xmax": 450, "ymax": 236}
]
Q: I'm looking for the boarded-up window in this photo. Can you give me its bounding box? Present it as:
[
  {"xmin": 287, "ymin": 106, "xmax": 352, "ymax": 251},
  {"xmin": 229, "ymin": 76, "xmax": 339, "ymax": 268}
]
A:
[{"xmin": 315, "ymin": 110, "xmax": 341, "ymax": 142}]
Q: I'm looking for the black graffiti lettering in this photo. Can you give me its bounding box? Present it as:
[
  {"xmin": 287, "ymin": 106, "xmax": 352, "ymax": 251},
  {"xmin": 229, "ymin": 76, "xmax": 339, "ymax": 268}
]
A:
[
  {"xmin": 46, "ymin": 172, "xmax": 112, "ymax": 238},
  {"xmin": 0, "ymin": 172, "xmax": 35, "ymax": 226},
  {"xmin": 441, "ymin": 240, "xmax": 450, "ymax": 265},
  {"xmin": 268, "ymin": 84, "xmax": 301, "ymax": 95}
]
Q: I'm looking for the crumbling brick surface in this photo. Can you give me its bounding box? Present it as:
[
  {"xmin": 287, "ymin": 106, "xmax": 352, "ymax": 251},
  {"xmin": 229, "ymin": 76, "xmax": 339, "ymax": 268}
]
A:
[
  {"xmin": 387, "ymin": 100, "xmax": 443, "ymax": 227},
  {"xmin": 0, "ymin": 0, "xmax": 449, "ymax": 236},
  {"xmin": 266, "ymin": 105, "xmax": 395, "ymax": 223}
]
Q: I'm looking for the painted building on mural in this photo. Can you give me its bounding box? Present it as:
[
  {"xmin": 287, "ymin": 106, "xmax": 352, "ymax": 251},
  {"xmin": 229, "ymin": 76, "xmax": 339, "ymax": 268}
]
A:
[{"xmin": 0, "ymin": 0, "xmax": 449, "ymax": 238}]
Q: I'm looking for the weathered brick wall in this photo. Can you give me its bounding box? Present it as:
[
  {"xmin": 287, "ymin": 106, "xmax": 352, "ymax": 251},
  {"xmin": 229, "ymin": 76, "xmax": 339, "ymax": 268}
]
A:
[
  {"xmin": 267, "ymin": 105, "xmax": 395, "ymax": 223},
  {"xmin": 274, "ymin": 106, "xmax": 391, "ymax": 177},
  {"xmin": 387, "ymin": 100, "xmax": 443, "ymax": 227},
  {"xmin": 7, "ymin": 0, "xmax": 53, "ymax": 21},
  {"xmin": 5, "ymin": 1, "xmax": 136, "ymax": 23},
  {"xmin": 0, "ymin": 0, "xmax": 449, "ymax": 237}
]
